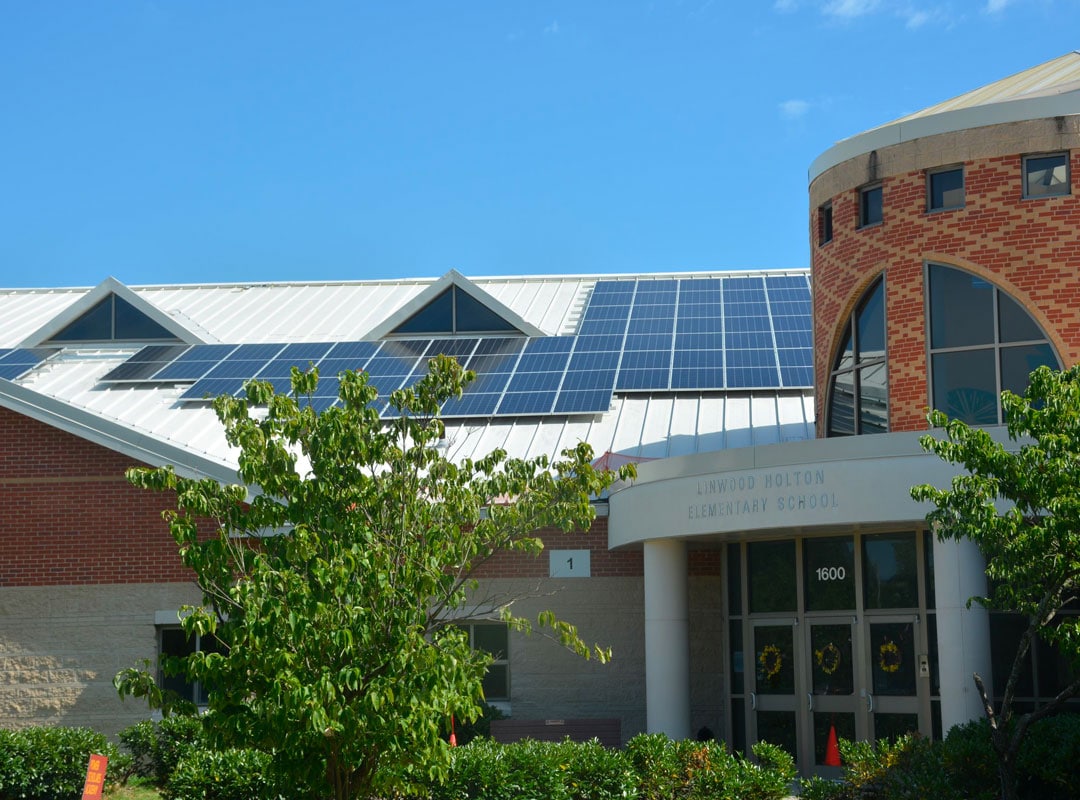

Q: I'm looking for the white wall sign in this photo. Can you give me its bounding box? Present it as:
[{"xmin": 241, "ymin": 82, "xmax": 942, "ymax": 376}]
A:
[{"xmin": 550, "ymin": 549, "xmax": 590, "ymax": 578}]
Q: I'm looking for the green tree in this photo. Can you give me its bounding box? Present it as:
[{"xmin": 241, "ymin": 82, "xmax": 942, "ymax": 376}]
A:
[
  {"xmin": 116, "ymin": 356, "xmax": 634, "ymax": 800},
  {"xmin": 912, "ymin": 365, "xmax": 1080, "ymax": 800}
]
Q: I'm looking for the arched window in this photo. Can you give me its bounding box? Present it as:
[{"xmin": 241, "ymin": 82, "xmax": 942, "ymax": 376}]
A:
[
  {"xmin": 927, "ymin": 264, "xmax": 1059, "ymax": 425},
  {"xmin": 827, "ymin": 277, "xmax": 887, "ymax": 436}
]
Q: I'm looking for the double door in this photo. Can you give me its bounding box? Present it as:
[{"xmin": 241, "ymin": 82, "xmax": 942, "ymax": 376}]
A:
[{"xmin": 747, "ymin": 614, "xmax": 924, "ymax": 775}]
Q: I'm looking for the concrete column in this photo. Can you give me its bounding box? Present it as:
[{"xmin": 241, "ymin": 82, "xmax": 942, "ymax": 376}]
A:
[
  {"xmin": 933, "ymin": 535, "xmax": 993, "ymax": 732},
  {"xmin": 644, "ymin": 538, "xmax": 691, "ymax": 738}
]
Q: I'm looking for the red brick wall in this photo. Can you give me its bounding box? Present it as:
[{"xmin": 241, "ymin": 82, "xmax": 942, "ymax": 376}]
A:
[
  {"xmin": 812, "ymin": 150, "xmax": 1080, "ymax": 434},
  {"xmin": 0, "ymin": 407, "xmax": 190, "ymax": 586}
]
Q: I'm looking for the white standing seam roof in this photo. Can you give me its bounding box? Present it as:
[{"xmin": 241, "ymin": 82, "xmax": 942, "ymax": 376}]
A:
[{"xmin": 0, "ymin": 270, "xmax": 815, "ymax": 480}]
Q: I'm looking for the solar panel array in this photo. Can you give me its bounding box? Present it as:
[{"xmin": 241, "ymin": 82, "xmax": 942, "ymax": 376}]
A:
[{"xmin": 96, "ymin": 275, "xmax": 812, "ymax": 417}]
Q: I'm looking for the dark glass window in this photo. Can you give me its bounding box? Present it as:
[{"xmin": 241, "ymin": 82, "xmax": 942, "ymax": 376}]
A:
[
  {"xmin": 159, "ymin": 628, "xmax": 221, "ymax": 705},
  {"xmin": 826, "ymin": 277, "xmax": 888, "ymax": 437},
  {"xmin": 727, "ymin": 543, "xmax": 743, "ymax": 615},
  {"xmin": 928, "ymin": 167, "xmax": 964, "ymax": 211},
  {"xmin": 748, "ymin": 541, "xmax": 796, "ymax": 614},
  {"xmin": 394, "ymin": 286, "xmax": 519, "ymax": 335},
  {"xmin": 927, "ymin": 264, "xmax": 1059, "ymax": 425},
  {"xmin": 859, "ymin": 185, "xmax": 882, "ymax": 227},
  {"xmin": 1024, "ymin": 153, "xmax": 1070, "ymax": 198},
  {"xmin": 863, "ymin": 533, "xmax": 918, "ymax": 609},
  {"xmin": 819, "ymin": 203, "xmax": 833, "ymax": 245},
  {"xmin": 804, "ymin": 537, "xmax": 855, "ymax": 611},
  {"xmin": 456, "ymin": 623, "xmax": 510, "ymax": 700},
  {"xmin": 49, "ymin": 295, "xmax": 178, "ymax": 343}
]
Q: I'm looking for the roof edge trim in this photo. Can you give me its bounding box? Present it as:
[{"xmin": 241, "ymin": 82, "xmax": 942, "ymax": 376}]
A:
[
  {"xmin": 18, "ymin": 276, "xmax": 210, "ymax": 348},
  {"xmin": 810, "ymin": 88, "xmax": 1080, "ymax": 183},
  {"xmin": 0, "ymin": 380, "xmax": 238, "ymax": 484},
  {"xmin": 362, "ymin": 269, "xmax": 547, "ymax": 339}
]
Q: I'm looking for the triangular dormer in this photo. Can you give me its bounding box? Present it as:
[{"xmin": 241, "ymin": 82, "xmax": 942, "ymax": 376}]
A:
[
  {"xmin": 364, "ymin": 270, "xmax": 545, "ymax": 339},
  {"xmin": 20, "ymin": 277, "xmax": 206, "ymax": 347}
]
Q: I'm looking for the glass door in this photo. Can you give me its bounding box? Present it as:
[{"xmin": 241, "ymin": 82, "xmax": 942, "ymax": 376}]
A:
[
  {"xmin": 863, "ymin": 616, "xmax": 923, "ymax": 741},
  {"xmin": 805, "ymin": 617, "xmax": 862, "ymax": 774},
  {"xmin": 749, "ymin": 620, "xmax": 799, "ymax": 763}
]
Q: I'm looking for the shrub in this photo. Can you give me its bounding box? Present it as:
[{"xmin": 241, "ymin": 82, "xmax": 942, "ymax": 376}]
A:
[
  {"xmin": 1016, "ymin": 713, "xmax": 1080, "ymax": 800},
  {"xmin": 118, "ymin": 715, "xmax": 207, "ymax": 786},
  {"xmin": 0, "ymin": 726, "xmax": 126, "ymax": 800},
  {"xmin": 940, "ymin": 718, "xmax": 997, "ymax": 800},
  {"xmin": 165, "ymin": 747, "xmax": 282, "ymax": 800},
  {"xmin": 551, "ymin": 738, "xmax": 636, "ymax": 800},
  {"xmin": 625, "ymin": 733, "xmax": 682, "ymax": 800}
]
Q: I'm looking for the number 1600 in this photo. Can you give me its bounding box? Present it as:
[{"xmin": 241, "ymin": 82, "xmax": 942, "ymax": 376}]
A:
[{"xmin": 816, "ymin": 566, "xmax": 846, "ymax": 581}]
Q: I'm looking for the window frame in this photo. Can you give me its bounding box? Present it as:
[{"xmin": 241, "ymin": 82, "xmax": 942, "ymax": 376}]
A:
[
  {"xmin": 926, "ymin": 166, "xmax": 964, "ymax": 212},
  {"xmin": 1022, "ymin": 152, "xmax": 1071, "ymax": 199},
  {"xmin": 858, "ymin": 184, "xmax": 883, "ymax": 229},
  {"xmin": 456, "ymin": 622, "xmax": 511, "ymax": 702},
  {"xmin": 924, "ymin": 262, "xmax": 1061, "ymax": 426},
  {"xmin": 825, "ymin": 275, "xmax": 888, "ymax": 437},
  {"xmin": 158, "ymin": 627, "xmax": 218, "ymax": 706},
  {"xmin": 818, "ymin": 202, "xmax": 833, "ymax": 246}
]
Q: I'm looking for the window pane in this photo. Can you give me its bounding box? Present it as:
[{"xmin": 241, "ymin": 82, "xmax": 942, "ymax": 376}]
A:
[
  {"xmin": 828, "ymin": 372, "xmax": 856, "ymax": 436},
  {"xmin": 730, "ymin": 623, "xmax": 744, "ymax": 694},
  {"xmin": 990, "ymin": 613, "xmax": 1034, "ymax": 698},
  {"xmin": 727, "ymin": 543, "xmax": 743, "ymax": 615},
  {"xmin": 810, "ymin": 623, "xmax": 854, "ymax": 695},
  {"xmin": 819, "ymin": 204, "xmax": 833, "ymax": 245},
  {"xmin": 756, "ymin": 711, "xmax": 797, "ymax": 761},
  {"xmin": 858, "ymin": 362, "xmax": 889, "ymax": 434},
  {"xmin": 472, "ymin": 625, "xmax": 508, "ymax": 659},
  {"xmin": 1025, "ymin": 153, "xmax": 1069, "ymax": 197},
  {"xmin": 114, "ymin": 296, "xmax": 177, "ymax": 340},
  {"xmin": 482, "ymin": 664, "xmax": 509, "ymax": 699},
  {"xmin": 395, "ymin": 288, "xmax": 454, "ymax": 334},
  {"xmin": 754, "ymin": 625, "xmax": 795, "ymax": 694},
  {"xmin": 931, "ymin": 350, "xmax": 998, "ymax": 425},
  {"xmin": 51, "ymin": 296, "xmax": 113, "ymax": 342},
  {"xmin": 748, "ymin": 541, "xmax": 796, "ymax": 613},
  {"xmin": 870, "ymin": 621, "xmax": 917, "ymax": 696},
  {"xmin": 929, "ymin": 168, "xmax": 964, "ymax": 210},
  {"xmin": 160, "ymin": 628, "xmax": 197, "ymax": 703},
  {"xmin": 804, "ymin": 537, "xmax": 855, "ymax": 611},
  {"xmin": 863, "ymin": 533, "xmax": 918, "ymax": 609},
  {"xmin": 860, "ymin": 186, "xmax": 882, "ymax": 226},
  {"xmin": 929, "ymin": 265, "xmax": 994, "ymax": 348},
  {"xmin": 856, "ymin": 280, "xmax": 885, "ymax": 361},
  {"xmin": 874, "ymin": 713, "xmax": 919, "ymax": 741},
  {"xmin": 998, "ymin": 292, "xmax": 1045, "ymax": 343},
  {"xmin": 1001, "ymin": 344, "xmax": 1058, "ymax": 398},
  {"xmin": 833, "ymin": 327, "xmax": 854, "ymax": 372},
  {"xmin": 454, "ymin": 288, "xmax": 518, "ymax": 333}
]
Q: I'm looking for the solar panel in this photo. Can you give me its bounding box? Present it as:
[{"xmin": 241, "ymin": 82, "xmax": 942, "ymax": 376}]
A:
[
  {"xmin": 100, "ymin": 344, "xmax": 191, "ymax": 382},
  {"xmin": 441, "ymin": 338, "xmax": 524, "ymax": 417},
  {"xmin": 154, "ymin": 345, "xmax": 240, "ymax": 381},
  {"xmin": 0, "ymin": 348, "xmax": 56, "ymax": 381}
]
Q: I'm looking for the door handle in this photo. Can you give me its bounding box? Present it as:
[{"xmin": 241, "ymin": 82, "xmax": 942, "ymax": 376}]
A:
[
  {"xmin": 750, "ymin": 692, "xmax": 757, "ymax": 710},
  {"xmin": 866, "ymin": 692, "xmax": 874, "ymax": 713},
  {"xmin": 808, "ymin": 692, "xmax": 814, "ymax": 712}
]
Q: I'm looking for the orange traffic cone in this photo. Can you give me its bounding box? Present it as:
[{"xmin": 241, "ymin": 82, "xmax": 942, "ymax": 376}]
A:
[{"xmin": 824, "ymin": 724, "xmax": 841, "ymax": 767}]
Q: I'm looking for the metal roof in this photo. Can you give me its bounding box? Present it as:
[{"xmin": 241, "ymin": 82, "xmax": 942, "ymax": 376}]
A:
[
  {"xmin": 810, "ymin": 51, "xmax": 1080, "ymax": 182},
  {"xmin": 0, "ymin": 270, "xmax": 814, "ymax": 477}
]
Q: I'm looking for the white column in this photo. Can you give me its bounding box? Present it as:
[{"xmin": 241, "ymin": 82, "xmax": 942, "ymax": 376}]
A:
[
  {"xmin": 933, "ymin": 536, "xmax": 992, "ymax": 731},
  {"xmin": 644, "ymin": 538, "xmax": 691, "ymax": 738}
]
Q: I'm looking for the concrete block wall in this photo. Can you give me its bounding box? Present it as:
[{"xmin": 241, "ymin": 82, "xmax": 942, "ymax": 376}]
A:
[{"xmin": 810, "ymin": 118, "xmax": 1080, "ymax": 434}]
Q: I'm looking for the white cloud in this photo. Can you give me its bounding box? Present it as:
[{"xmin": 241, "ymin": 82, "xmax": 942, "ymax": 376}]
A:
[
  {"xmin": 773, "ymin": 0, "xmax": 800, "ymax": 11},
  {"xmin": 780, "ymin": 99, "xmax": 811, "ymax": 119},
  {"xmin": 823, "ymin": 0, "xmax": 881, "ymax": 18},
  {"xmin": 543, "ymin": 20, "xmax": 560, "ymax": 35},
  {"xmin": 904, "ymin": 9, "xmax": 930, "ymax": 27}
]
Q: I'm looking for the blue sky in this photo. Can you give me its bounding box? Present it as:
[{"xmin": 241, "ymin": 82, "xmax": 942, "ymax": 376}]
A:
[{"xmin": 2, "ymin": 1, "xmax": 1078, "ymax": 288}]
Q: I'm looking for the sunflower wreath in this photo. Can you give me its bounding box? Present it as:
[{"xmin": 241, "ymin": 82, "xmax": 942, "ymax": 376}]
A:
[
  {"xmin": 759, "ymin": 644, "xmax": 783, "ymax": 681},
  {"xmin": 815, "ymin": 642, "xmax": 842, "ymax": 676},
  {"xmin": 879, "ymin": 640, "xmax": 902, "ymax": 673}
]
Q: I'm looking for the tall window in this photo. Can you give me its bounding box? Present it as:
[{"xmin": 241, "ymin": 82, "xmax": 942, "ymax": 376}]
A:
[
  {"xmin": 927, "ymin": 166, "xmax": 964, "ymax": 211},
  {"xmin": 927, "ymin": 264, "xmax": 1059, "ymax": 425},
  {"xmin": 827, "ymin": 277, "xmax": 887, "ymax": 437},
  {"xmin": 159, "ymin": 628, "xmax": 220, "ymax": 705},
  {"xmin": 47, "ymin": 294, "xmax": 180, "ymax": 344},
  {"xmin": 859, "ymin": 184, "xmax": 883, "ymax": 228},
  {"xmin": 455, "ymin": 623, "xmax": 510, "ymax": 701},
  {"xmin": 819, "ymin": 202, "xmax": 833, "ymax": 246}
]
